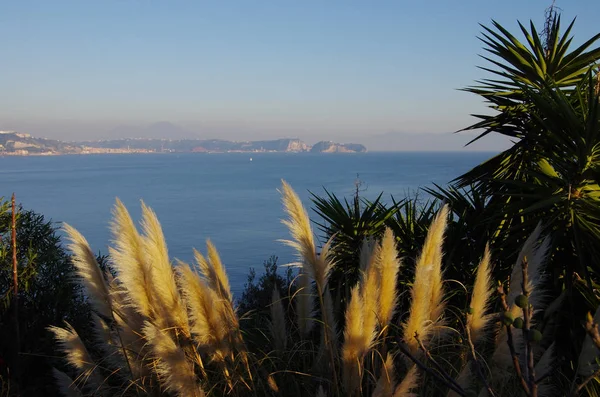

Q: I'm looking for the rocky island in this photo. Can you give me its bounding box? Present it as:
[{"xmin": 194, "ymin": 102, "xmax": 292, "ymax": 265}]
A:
[{"xmin": 0, "ymin": 131, "xmax": 366, "ymax": 156}]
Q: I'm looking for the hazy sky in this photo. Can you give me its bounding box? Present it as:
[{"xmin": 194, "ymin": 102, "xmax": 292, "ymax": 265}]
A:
[{"xmin": 1, "ymin": 1, "xmax": 599, "ymax": 150}]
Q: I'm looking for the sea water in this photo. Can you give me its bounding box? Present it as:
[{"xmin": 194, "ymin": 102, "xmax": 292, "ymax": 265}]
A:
[{"xmin": 0, "ymin": 152, "xmax": 493, "ymax": 294}]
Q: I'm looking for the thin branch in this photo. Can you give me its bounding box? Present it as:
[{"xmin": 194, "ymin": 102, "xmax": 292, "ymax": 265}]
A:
[
  {"xmin": 521, "ymin": 257, "xmax": 537, "ymax": 397},
  {"xmin": 11, "ymin": 193, "xmax": 20, "ymax": 381},
  {"xmin": 575, "ymin": 367, "xmax": 600, "ymax": 395},
  {"xmin": 498, "ymin": 284, "xmax": 531, "ymax": 396},
  {"xmin": 465, "ymin": 325, "xmax": 497, "ymax": 397},
  {"xmin": 414, "ymin": 333, "xmax": 467, "ymax": 396}
]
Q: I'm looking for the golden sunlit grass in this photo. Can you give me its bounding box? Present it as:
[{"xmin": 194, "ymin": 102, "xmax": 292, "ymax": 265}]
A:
[{"xmin": 49, "ymin": 181, "xmax": 592, "ymax": 397}]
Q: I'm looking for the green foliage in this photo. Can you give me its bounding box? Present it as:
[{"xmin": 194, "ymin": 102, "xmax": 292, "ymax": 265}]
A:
[
  {"xmin": 459, "ymin": 15, "xmax": 600, "ymax": 147},
  {"xmin": 455, "ymin": 13, "xmax": 600, "ymax": 289},
  {"xmin": 0, "ymin": 199, "xmax": 91, "ymax": 396},
  {"xmin": 237, "ymin": 256, "xmax": 295, "ymax": 317}
]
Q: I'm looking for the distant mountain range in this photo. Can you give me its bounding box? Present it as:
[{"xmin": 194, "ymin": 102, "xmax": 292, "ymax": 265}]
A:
[{"xmin": 0, "ymin": 131, "xmax": 366, "ymax": 155}]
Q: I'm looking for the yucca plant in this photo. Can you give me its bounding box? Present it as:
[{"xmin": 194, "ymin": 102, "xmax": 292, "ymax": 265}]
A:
[
  {"xmin": 453, "ymin": 14, "xmax": 600, "ymax": 389},
  {"xmin": 458, "ymin": 11, "xmax": 600, "ymax": 152},
  {"xmin": 456, "ymin": 11, "xmax": 600, "ymax": 252}
]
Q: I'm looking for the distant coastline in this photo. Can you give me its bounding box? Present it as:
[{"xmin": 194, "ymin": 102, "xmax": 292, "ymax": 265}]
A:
[{"xmin": 0, "ymin": 131, "xmax": 366, "ymax": 156}]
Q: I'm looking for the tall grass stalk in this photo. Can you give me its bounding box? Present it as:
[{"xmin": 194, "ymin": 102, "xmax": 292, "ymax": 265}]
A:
[{"xmin": 280, "ymin": 180, "xmax": 340, "ymax": 392}]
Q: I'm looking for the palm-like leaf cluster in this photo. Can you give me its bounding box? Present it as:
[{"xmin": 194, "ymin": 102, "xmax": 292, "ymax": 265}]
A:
[{"xmin": 456, "ymin": 14, "xmax": 600, "ymax": 283}]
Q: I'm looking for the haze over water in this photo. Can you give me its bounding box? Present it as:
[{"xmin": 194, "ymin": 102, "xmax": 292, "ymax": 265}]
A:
[{"xmin": 1, "ymin": 152, "xmax": 491, "ymax": 294}]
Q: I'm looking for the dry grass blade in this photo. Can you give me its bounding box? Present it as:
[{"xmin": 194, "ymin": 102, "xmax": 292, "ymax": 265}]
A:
[
  {"xmin": 52, "ymin": 368, "xmax": 84, "ymax": 397},
  {"xmin": 267, "ymin": 374, "xmax": 279, "ymax": 392},
  {"xmin": 468, "ymin": 244, "xmax": 493, "ymax": 342},
  {"xmin": 373, "ymin": 354, "xmax": 396, "ymax": 397},
  {"xmin": 63, "ymin": 223, "xmax": 112, "ymax": 318},
  {"xmin": 270, "ymin": 287, "xmax": 287, "ymax": 351},
  {"xmin": 144, "ymin": 322, "xmax": 205, "ymax": 397}
]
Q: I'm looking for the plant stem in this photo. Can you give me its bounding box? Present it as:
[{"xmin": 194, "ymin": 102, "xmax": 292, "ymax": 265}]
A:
[
  {"xmin": 498, "ymin": 285, "xmax": 530, "ymax": 396},
  {"xmin": 521, "ymin": 257, "xmax": 537, "ymax": 397},
  {"xmin": 574, "ymin": 367, "xmax": 600, "ymax": 395},
  {"xmin": 316, "ymin": 283, "xmax": 339, "ymax": 396},
  {"xmin": 465, "ymin": 326, "xmax": 496, "ymax": 397},
  {"xmin": 11, "ymin": 193, "xmax": 20, "ymax": 383}
]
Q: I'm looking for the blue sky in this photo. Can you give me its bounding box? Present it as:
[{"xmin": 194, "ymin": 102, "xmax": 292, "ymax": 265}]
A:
[{"xmin": 1, "ymin": 1, "xmax": 599, "ymax": 150}]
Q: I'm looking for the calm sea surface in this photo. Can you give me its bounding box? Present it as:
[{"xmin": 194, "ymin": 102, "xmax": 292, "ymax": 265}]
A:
[{"xmin": 0, "ymin": 152, "xmax": 493, "ymax": 295}]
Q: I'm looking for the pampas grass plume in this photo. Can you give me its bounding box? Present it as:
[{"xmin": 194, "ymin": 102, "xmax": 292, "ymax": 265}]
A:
[
  {"xmin": 144, "ymin": 323, "xmax": 205, "ymax": 397},
  {"xmin": 467, "ymin": 244, "xmax": 493, "ymax": 342},
  {"xmin": 108, "ymin": 199, "xmax": 154, "ymax": 319},
  {"xmin": 52, "ymin": 368, "xmax": 84, "ymax": 397},
  {"xmin": 426, "ymin": 204, "xmax": 449, "ymax": 323},
  {"xmin": 191, "ymin": 240, "xmax": 234, "ymax": 303},
  {"xmin": 403, "ymin": 205, "xmax": 449, "ymax": 351},
  {"xmin": 280, "ymin": 180, "xmax": 332, "ymax": 290},
  {"xmin": 378, "ymin": 227, "xmax": 401, "ymax": 328},
  {"xmin": 48, "ymin": 322, "xmax": 104, "ymax": 390},
  {"xmin": 140, "ymin": 202, "xmax": 189, "ymax": 333},
  {"xmin": 178, "ymin": 263, "xmax": 229, "ymax": 359},
  {"xmin": 393, "ymin": 365, "xmax": 419, "ymax": 397},
  {"xmin": 342, "ymin": 285, "xmax": 364, "ymax": 394},
  {"xmin": 63, "ymin": 223, "xmax": 112, "ymax": 319}
]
